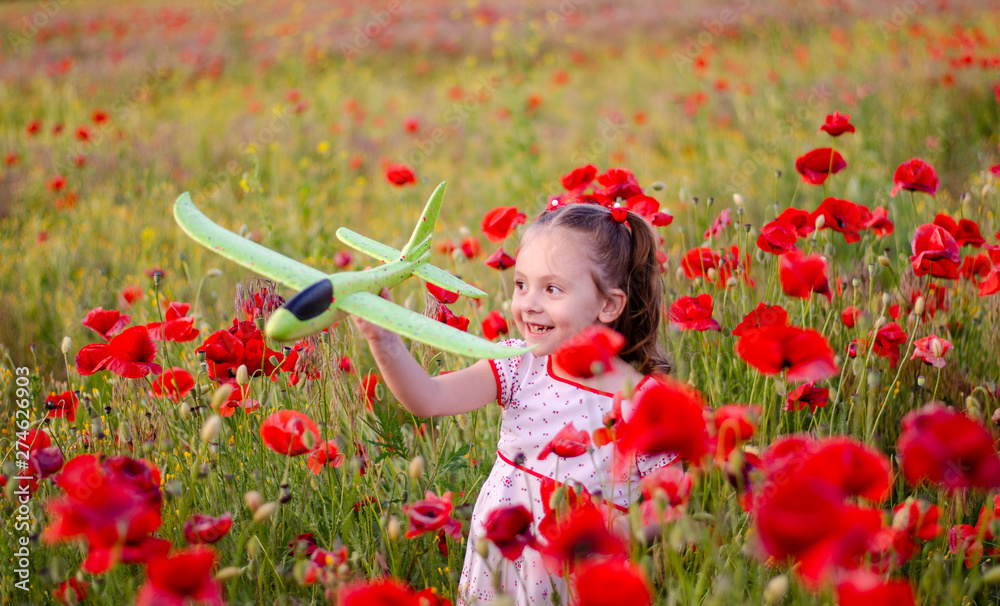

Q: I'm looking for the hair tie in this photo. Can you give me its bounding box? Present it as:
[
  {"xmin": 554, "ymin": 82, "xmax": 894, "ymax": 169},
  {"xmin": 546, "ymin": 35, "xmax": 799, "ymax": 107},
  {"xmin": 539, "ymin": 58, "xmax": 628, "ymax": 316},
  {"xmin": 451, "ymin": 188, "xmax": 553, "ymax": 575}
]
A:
[{"xmin": 609, "ymin": 204, "xmax": 629, "ymax": 224}]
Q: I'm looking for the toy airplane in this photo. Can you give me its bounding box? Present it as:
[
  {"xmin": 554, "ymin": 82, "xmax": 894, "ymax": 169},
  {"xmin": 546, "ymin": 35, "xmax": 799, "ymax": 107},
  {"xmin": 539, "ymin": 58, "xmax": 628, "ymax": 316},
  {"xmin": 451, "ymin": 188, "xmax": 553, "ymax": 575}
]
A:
[{"xmin": 173, "ymin": 182, "xmax": 530, "ymax": 359}]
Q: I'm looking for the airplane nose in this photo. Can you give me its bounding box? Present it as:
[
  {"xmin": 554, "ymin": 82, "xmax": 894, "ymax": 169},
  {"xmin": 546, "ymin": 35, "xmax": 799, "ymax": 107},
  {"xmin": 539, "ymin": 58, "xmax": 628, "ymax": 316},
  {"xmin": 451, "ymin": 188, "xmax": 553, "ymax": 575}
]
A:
[{"xmin": 284, "ymin": 279, "xmax": 334, "ymax": 321}]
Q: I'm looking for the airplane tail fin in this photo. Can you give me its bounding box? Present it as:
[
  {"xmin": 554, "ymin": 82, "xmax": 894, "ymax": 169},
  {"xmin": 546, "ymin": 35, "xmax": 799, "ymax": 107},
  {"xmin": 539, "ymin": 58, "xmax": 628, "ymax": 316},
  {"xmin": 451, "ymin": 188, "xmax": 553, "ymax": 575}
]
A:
[{"xmin": 398, "ymin": 181, "xmax": 446, "ymax": 262}]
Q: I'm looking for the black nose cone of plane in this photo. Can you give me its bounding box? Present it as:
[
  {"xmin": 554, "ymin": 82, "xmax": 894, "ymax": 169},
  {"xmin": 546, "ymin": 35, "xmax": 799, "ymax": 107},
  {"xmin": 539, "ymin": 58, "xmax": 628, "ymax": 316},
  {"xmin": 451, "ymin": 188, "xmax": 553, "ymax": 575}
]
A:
[{"xmin": 284, "ymin": 280, "xmax": 333, "ymax": 321}]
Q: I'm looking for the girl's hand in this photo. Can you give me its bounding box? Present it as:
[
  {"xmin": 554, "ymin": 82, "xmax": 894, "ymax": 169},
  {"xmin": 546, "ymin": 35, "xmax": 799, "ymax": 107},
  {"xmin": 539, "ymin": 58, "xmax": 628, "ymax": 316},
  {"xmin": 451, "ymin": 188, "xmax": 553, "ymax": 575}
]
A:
[{"xmin": 351, "ymin": 287, "xmax": 398, "ymax": 344}]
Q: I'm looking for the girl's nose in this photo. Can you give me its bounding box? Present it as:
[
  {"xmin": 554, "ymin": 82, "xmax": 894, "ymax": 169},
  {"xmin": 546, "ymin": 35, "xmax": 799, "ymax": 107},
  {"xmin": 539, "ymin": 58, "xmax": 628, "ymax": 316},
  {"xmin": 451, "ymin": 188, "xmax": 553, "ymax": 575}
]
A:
[{"xmin": 520, "ymin": 288, "xmax": 542, "ymax": 313}]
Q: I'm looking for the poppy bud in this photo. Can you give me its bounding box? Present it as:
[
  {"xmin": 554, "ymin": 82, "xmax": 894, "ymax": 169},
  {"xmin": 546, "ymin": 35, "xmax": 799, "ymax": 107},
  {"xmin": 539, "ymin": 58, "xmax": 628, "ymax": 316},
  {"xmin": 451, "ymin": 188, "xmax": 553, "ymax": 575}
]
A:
[
  {"xmin": 236, "ymin": 365, "xmax": 249, "ymax": 386},
  {"xmin": 456, "ymin": 414, "xmax": 470, "ymax": 431},
  {"xmin": 726, "ymin": 277, "xmax": 738, "ymax": 288},
  {"xmin": 706, "ymin": 268, "xmax": 719, "ymax": 283},
  {"xmin": 153, "ymin": 271, "xmax": 162, "ymax": 286},
  {"xmin": 967, "ymin": 396, "xmax": 981, "ymax": 416},
  {"xmin": 387, "ymin": 516, "xmax": 401, "ymax": 541},
  {"xmin": 917, "ymin": 375, "xmax": 926, "ymax": 388},
  {"xmin": 650, "ymin": 181, "xmax": 665, "ymax": 191},
  {"xmin": 216, "ymin": 566, "xmax": 241, "ymax": 581},
  {"xmin": 763, "ymin": 575, "xmax": 789, "ymax": 604},
  {"xmin": 253, "ymin": 501, "xmax": 278, "ymax": 523},
  {"xmin": 246, "ymin": 536, "xmax": 262, "ymax": 558},
  {"xmin": 867, "ymin": 264, "xmax": 876, "ymax": 276},
  {"xmin": 882, "ymin": 292, "xmax": 891, "ymax": 306},
  {"xmin": 180, "ymin": 402, "xmax": 191, "ymax": 419},
  {"xmin": 549, "ymin": 486, "xmax": 565, "ymax": 510},
  {"xmin": 914, "ymin": 296, "xmax": 925, "ymax": 316},
  {"xmin": 244, "ymin": 490, "xmax": 262, "ymax": 512},
  {"xmin": 867, "ymin": 370, "xmax": 881, "ymax": 388},
  {"xmin": 408, "ymin": 455, "xmax": 424, "ymax": 480},
  {"xmin": 707, "ymin": 197, "xmax": 714, "ymax": 207},
  {"xmin": 212, "ymin": 383, "xmax": 234, "ymax": 409},
  {"xmin": 983, "ymin": 566, "xmax": 1000, "ymax": 585},
  {"xmin": 201, "ymin": 414, "xmax": 221, "ymax": 443},
  {"xmin": 814, "ymin": 215, "xmax": 825, "ymax": 230},
  {"xmin": 475, "ymin": 537, "xmax": 490, "ymax": 559},
  {"xmin": 733, "ymin": 193, "xmax": 744, "ymax": 206},
  {"xmin": 301, "ymin": 430, "xmax": 316, "ymax": 451},
  {"xmin": 206, "ymin": 268, "xmax": 223, "ymax": 278},
  {"xmin": 851, "ymin": 278, "xmax": 861, "ymax": 287},
  {"xmin": 256, "ymin": 317, "xmax": 265, "ymax": 331},
  {"xmin": 61, "ymin": 336, "xmax": 72, "ymax": 354}
]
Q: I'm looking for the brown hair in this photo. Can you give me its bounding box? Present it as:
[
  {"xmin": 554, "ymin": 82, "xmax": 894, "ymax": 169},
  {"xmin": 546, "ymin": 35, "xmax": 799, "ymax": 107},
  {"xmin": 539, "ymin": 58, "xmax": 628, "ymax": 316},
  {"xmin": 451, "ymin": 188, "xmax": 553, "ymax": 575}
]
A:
[{"xmin": 524, "ymin": 203, "xmax": 671, "ymax": 375}]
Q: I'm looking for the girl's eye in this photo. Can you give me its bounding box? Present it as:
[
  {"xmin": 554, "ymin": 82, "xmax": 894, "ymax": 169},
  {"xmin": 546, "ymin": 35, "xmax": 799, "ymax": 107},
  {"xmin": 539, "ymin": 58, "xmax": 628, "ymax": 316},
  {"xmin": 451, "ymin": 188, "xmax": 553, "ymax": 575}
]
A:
[
  {"xmin": 514, "ymin": 281, "xmax": 525, "ymax": 290},
  {"xmin": 546, "ymin": 285, "xmax": 560, "ymax": 294}
]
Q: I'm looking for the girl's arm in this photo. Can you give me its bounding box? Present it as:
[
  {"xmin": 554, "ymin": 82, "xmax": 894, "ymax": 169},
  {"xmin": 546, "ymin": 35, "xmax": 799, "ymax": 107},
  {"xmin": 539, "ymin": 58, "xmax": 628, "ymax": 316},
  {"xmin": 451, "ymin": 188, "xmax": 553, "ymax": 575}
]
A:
[{"xmin": 352, "ymin": 292, "xmax": 500, "ymax": 417}]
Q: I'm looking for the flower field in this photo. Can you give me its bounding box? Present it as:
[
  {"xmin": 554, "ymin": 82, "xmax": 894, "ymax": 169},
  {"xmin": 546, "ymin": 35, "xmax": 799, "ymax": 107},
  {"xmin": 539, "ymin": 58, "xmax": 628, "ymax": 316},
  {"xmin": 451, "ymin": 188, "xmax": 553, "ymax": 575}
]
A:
[{"xmin": 2, "ymin": 0, "xmax": 1000, "ymax": 604}]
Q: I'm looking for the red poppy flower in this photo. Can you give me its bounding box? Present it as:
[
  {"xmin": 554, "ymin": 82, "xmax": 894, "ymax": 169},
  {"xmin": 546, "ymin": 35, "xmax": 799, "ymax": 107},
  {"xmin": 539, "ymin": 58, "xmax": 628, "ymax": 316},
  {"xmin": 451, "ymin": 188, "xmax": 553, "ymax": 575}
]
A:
[
  {"xmin": 784, "ymin": 382, "xmax": 829, "ymax": 413},
  {"xmin": 539, "ymin": 502, "xmax": 627, "ymax": 573},
  {"xmin": 961, "ymin": 253, "xmax": 993, "ymax": 282},
  {"xmin": 82, "ymin": 307, "xmax": 131, "ymax": 340},
  {"xmin": 48, "ymin": 175, "xmax": 67, "ymax": 191},
  {"xmin": 805, "ymin": 438, "xmax": 891, "ymax": 502},
  {"xmin": 480, "ymin": 310, "xmax": 508, "ymax": 340},
  {"xmin": 594, "ymin": 168, "xmax": 642, "ymax": 200},
  {"xmin": 836, "ymin": 571, "xmax": 916, "ymax": 606},
  {"xmin": 53, "ymin": 578, "xmax": 89, "ymax": 605},
  {"xmin": 44, "ymin": 454, "xmax": 164, "ymax": 574},
  {"xmin": 756, "ymin": 219, "xmax": 799, "ymax": 255},
  {"xmin": 711, "ymin": 404, "xmax": 759, "ymax": 462},
  {"xmin": 183, "ymin": 512, "xmax": 233, "ymax": 544},
  {"xmin": 147, "ymin": 302, "xmax": 199, "ymax": 343},
  {"xmin": 75, "ymin": 325, "xmax": 162, "ymax": 379},
  {"xmin": 404, "ymin": 490, "xmax": 462, "ymax": 540},
  {"xmin": 840, "ymin": 306, "xmax": 862, "ymax": 328},
  {"xmin": 306, "ymin": 440, "xmax": 346, "ymax": 474},
  {"xmin": 561, "ymin": 164, "xmax": 597, "ymax": 191},
  {"xmin": 120, "ymin": 284, "xmax": 143, "ymax": 306},
  {"xmin": 92, "ymin": 109, "xmax": 108, "ymax": 124},
  {"xmin": 668, "ymin": 293, "xmax": 721, "ymax": 331},
  {"xmin": 865, "ymin": 206, "xmax": 894, "ymax": 236},
  {"xmin": 735, "ymin": 324, "xmax": 837, "ymax": 383},
  {"xmin": 872, "ymin": 322, "xmax": 907, "ymax": 369},
  {"xmin": 795, "ymin": 148, "xmax": 846, "ymax": 185},
  {"xmin": 911, "ymin": 335, "xmax": 952, "ymax": 368},
  {"xmin": 616, "ymin": 376, "xmax": 708, "ymax": 465},
  {"xmin": 45, "ymin": 390, "xmax": 79, "ymax": 422},
  {"xmin": 732, "ymin": 303, "xmax": 788, "ymax": 337},
  {"xmin": 357, "ymin": 371, "xmax": 379, "ymax": 408},
  {"xmin": 948, "ymin": 524, "xmax": 983, "ymax": 569},
  {"xmin": 485, "ymin": 247, "xmax": 515, "ymax": 270},
  {"xmin": 910, "ymin": 223, "xmax": 960, "ymax": 279},
  {"xmin": 337, "ymin": 579, "xmax": 418, "ymax": 606},
  {"xmin": 573, "ymin": 559, "xmax": 653, "ymax": 606},
  {"xmin": 538, "ymin": 422, "xmax": 592, "ymax": 460},
  {"xmin": 897, "ymin": 402, "xmax": 1000, "ymax": 490},
  {"xmin": 76, "ymin": 126, "xmax": 91, "ymax": 142},
  {"xmin": 551, "ymin": 324, "xmax": 625, "ymax": 378},
  {"xmin": 385, "ymin": 163, "xmax": 416, "ymax": 186},
  {"xmin": 436, "ymin": 304, "xmax": 470, "ymax": 331},
  {"xmin": 26, "ymin": 119, "xmax": 41, "ymax": 136},
  {"xmin": 150, "ymin": 368, "xmax": 195, "ymax": 402},
  {"xmin": 933, "ymin": 213, "xmax": 985, "ymax": 248},
  {"xmin": 779, "ymin": 250, "xmax": 831, "ymax": 302},
  {"xmin": 980, "ymin": 265, "xmax": 1000, "ymax": 297},
  {"xmin": 460, "ymin": 236, "xmax": 481, "ymax": 258},
  {"xmin": 426, "ymin": 282, "xmax": 459, "ymax": 304},
  {"xmin": 681, "ymin": 247, "xmax": 721, "ymax": 280},
  {"xmin": 136, "ymin": 546, "xmax": 224, "ymax": 606},
  {"xmin": 30, "ymin": 446, "xmax": 65, "ymax": 479},
  {"xmin": 704, "ymin": 209, "xmax": 731, "ymax": 239},
  {"xmin": 818, "ymin": 111, "xmax": 855, "ymax": 136},
  {"xmin": 196, "ymin": 319, "xmax": 283, "ymax": 381},
  {"xmin": 483, "ymin": 505, "xmax": 535, "ymax": 560},
  {"xmin": 776, "ymin": 208, "xmax": 815, "ymax": 237},
  {"xmin": 811, "ymin": 197, "xmax": 871, "ymax": 244},
  {"xmin": 260, "ymin": 410, "xmax": 320, "ymax": 456},
  {"xmin": 891, "ymin": 158, "xmax": 938, "ymax": 197},
  {"xmin": 481, "ymin": 206, "xmax": 526, "ymax": 243},
  {"xmin": 639, "ymin": 465, "xmax": 692, "ymax": 524},
  {"xmin": 4, "ymin": 152, "xmax": 18, "ymax": 166}
]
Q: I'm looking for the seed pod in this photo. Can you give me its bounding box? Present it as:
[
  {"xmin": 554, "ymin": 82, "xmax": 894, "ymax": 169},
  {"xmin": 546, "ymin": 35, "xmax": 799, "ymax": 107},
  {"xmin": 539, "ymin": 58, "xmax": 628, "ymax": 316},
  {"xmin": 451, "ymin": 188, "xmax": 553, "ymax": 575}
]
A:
[
  {"xmin": 408, "ymin": 456, "xmax": 425, "ymax": 480},
  {"xmin": 763, "ymin": 575, "xmax": 789, "ymax": 604},
  {"xmin": 253, "ymin": 501, "xmax": 278, "ymax": 523},
  {"xmin": 200, "ymin": 415, "xmax": 221, "ymax": 443},
  {"xmin": 61, "ymin": 336, "xmax": 72, "ymax": 355}
]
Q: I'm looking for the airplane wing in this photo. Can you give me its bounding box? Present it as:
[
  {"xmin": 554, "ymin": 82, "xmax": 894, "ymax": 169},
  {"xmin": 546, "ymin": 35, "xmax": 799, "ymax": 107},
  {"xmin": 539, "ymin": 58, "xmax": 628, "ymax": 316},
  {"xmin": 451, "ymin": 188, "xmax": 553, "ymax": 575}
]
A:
[
  {"xmin": 174, "ymin": 192, "xmax": 327, "ymax": 292},
  {"xmin": 335, "ymin": 227, "xmax": 401, "ymax": 263},
  {"xmin": 413, "ymin": 263, "xmax": 487, "ymax": 298},
  {"xmin": 337, "ymin": 290, "xmax": 531, "ymax": 359}
]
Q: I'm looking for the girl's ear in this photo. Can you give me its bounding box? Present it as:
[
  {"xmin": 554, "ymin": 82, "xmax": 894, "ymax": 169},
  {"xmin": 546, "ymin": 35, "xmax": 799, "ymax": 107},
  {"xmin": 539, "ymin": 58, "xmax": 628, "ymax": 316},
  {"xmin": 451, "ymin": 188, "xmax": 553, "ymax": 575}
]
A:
[{"xmin": 598, "ymin": 288, "xmax": 627, "ymax": 324}]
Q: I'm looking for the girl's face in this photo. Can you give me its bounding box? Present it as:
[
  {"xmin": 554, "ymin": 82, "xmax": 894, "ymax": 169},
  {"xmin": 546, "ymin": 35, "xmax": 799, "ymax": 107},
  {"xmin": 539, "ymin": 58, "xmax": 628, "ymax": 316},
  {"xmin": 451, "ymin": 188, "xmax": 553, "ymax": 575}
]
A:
[{"xmin": 510, "ymin": 228, "xmax": 625, "ymax": 357}]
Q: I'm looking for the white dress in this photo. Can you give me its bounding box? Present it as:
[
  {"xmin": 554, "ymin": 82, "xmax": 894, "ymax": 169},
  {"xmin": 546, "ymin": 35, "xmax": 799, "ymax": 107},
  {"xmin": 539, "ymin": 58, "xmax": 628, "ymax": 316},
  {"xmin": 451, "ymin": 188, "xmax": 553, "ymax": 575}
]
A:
[{"xmin": 457, "ymin": 340, "xmax": 676, "ymax": 605}]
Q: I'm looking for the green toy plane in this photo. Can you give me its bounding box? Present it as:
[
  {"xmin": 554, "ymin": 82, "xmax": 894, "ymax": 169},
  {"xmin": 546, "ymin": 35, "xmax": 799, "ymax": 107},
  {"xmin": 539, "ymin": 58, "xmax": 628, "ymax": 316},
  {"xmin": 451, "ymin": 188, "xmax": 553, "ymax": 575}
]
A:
[{"xmin": 173, "ymin": 182, "xmax": 529, "ymax": 359}]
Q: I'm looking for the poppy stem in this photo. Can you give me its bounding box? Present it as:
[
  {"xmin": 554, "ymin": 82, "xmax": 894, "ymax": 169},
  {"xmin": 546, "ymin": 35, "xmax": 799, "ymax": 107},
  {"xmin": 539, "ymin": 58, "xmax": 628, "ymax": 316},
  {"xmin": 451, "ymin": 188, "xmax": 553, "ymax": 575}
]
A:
[{"xmin": 932, "ymin": 364, "xmax": 943, "ymax": 402}]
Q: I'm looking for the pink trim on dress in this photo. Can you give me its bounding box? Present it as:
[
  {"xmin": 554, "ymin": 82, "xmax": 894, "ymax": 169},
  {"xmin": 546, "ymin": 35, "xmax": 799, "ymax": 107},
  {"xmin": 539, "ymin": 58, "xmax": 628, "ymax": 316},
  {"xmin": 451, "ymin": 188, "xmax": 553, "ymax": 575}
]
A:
[{"xmin": 488, "ymin": 359, "xmax": 503, "ymax": 407}]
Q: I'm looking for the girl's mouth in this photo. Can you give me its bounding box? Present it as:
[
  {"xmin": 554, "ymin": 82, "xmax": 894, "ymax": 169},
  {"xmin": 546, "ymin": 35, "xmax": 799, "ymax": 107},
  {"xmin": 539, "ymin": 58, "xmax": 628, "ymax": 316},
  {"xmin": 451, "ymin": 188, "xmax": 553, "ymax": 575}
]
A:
[{"xmin": 527, "ymin": 323, "xmax": 553, "ymax": 335}]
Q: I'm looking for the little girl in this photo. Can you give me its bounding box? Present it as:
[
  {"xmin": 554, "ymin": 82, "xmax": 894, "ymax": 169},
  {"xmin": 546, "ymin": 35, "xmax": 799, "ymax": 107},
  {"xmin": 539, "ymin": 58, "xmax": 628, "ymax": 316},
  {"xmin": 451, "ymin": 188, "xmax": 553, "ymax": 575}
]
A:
[{"xmin": 354, "ymin": 202, "xmax": 673, "ymax": 605}]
